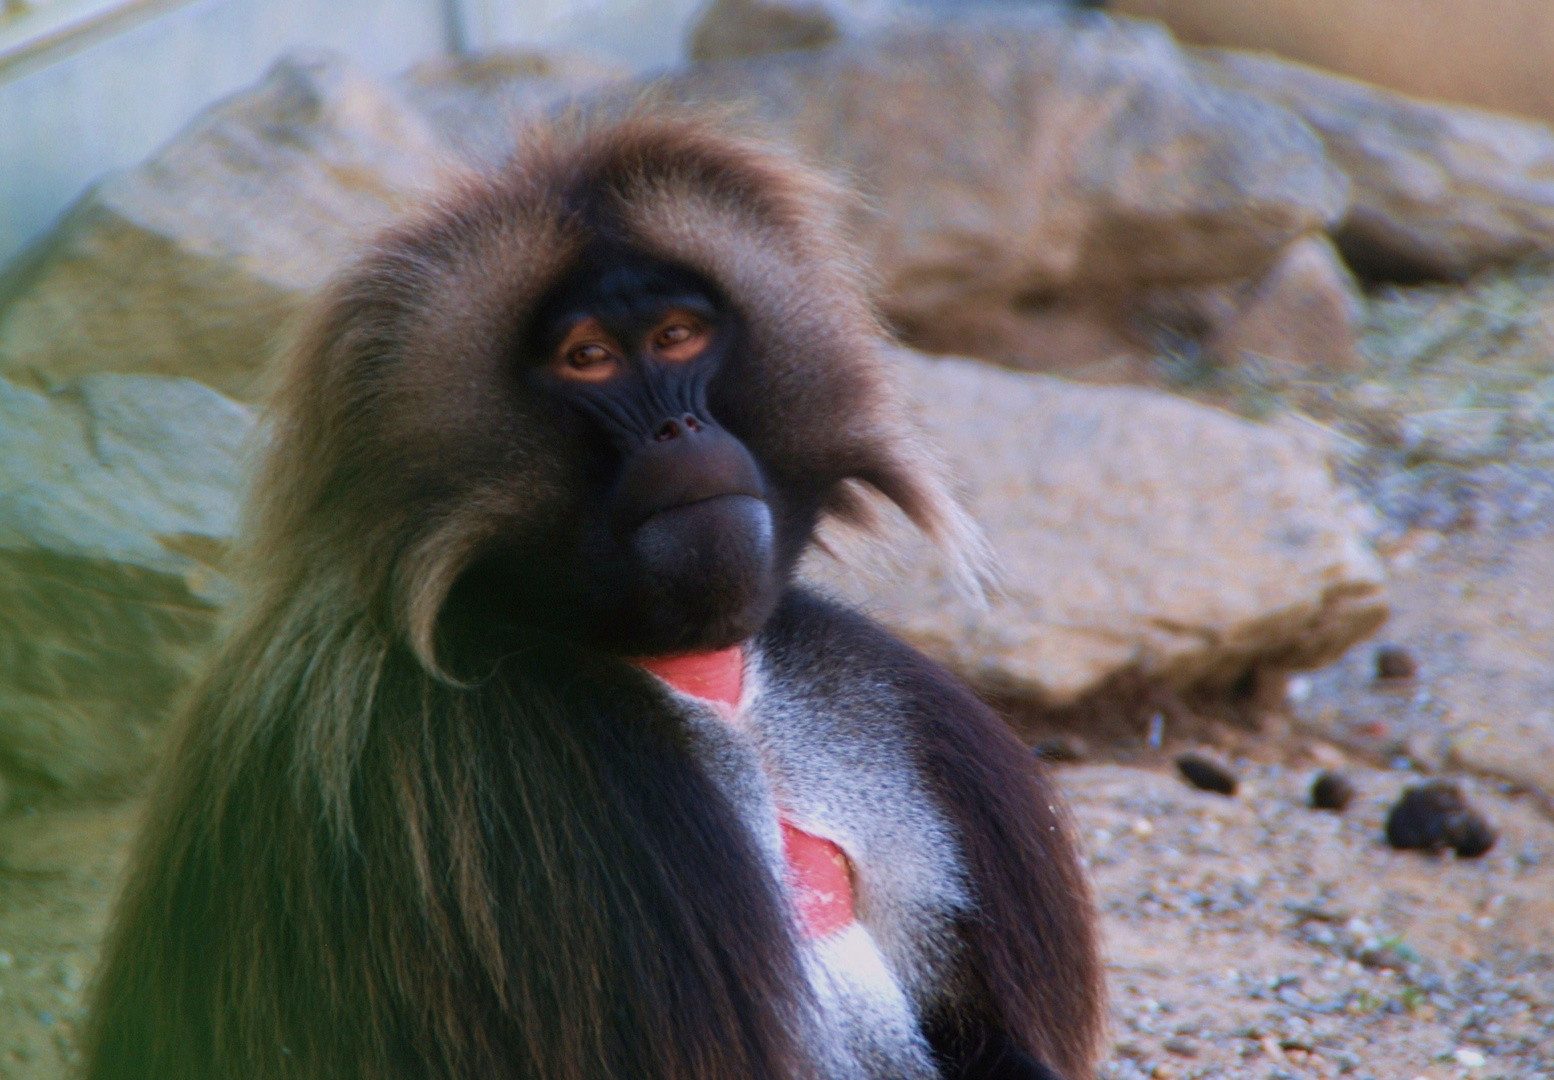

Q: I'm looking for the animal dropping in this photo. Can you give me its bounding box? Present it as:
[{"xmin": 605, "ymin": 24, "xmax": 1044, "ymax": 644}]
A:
[
  {"xmin": 82, "ymin": 116, "xmax": 1102, "ymax": 1080},
  {"xmin": 1374, "ymin": 645, "xmax": 1419, "ymax": 681},
  {"xmin": 1176, "ymin": 754, "xmax": 1239, "ymax": 796},
  {"xmin": 1385, "ymin": 780, "xmax": 1497, "ymax": 858},
  {"xmin": 1310, "ymin": 770, "xmax": 1356, "ymax": 811}
]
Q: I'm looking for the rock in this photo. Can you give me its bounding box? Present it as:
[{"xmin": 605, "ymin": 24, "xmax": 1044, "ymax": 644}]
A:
[
  {"xmin": 1357, "ymin": 943, "xmax": 1411, "ymax": 971},
  {"xmin": 1453, "ymin": 1047, "xmax": 1488, "ymax": 1070},
  {"xmin": 1449, "ymin": 711, "xmax": 1554, "ymax": 810},
  {"xmin": 1205, "ymin": 50, "xmax": 1554, "ymax": 281},
  {"xmin": 0, "ymin": 803, "xmax": 141, "ymax": 879},
  {"xmin": 0, "ymin": 51, "xmax": 448, "ymax": 401},
  {"xmin": 1176, "ymin": 754, "xmax": 1238, "ymax": 796},
  {"xmin": 1033, "ymin": 735, "xmax": 1090, "ymax": 763},
  {"xmin": 908, "ymin": 294, "xmax": 1155, "ymax": 382},
  {"xmin": 399, "ymin": 51, "xmax": 629, "ymax": 169},
  {"xmin": 1310, "ymin": 770, "xmax": 1355, "ymax": 811},
  {"xmin": 1374, "ymin": 644, "xmax": 1418, "ymax": 681},
  {"xmin": 1385, "ymin": 781, "xmax": 1497, "ymax": 858},
  {"xmin": 688, "ymin": 0, "xmax": 850, "ymax": 61},
  {"xmin": 0, "ymin": 374, "xmax": 253, "ymax": 794},
  {"xmin": 801, "ymin": 349, "xmax": 1388, "ymax": 706},
  {"xmin": 687, "ymin": 0, "xmax": 1097, "ymax": 62},
  {"xmin": 1398, "ymin": 409, "xmax": 1509, "ymax": 465},
  {"xmin": 657, "ymin": 11, "xmax": 1348, "ymax": 363},
  {"xmin": 1204, "ymin": 235, "xmax": 1362, "ymax": 374},
  {"xmin": 1111, "ymin": 0, "xmax": 1554, "ymax": 128}
]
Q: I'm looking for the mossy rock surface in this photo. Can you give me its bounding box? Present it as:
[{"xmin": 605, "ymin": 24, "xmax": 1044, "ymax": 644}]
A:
[{"xmin": 0, "ymin": 375, "xmax": 254, "ymax": 796}]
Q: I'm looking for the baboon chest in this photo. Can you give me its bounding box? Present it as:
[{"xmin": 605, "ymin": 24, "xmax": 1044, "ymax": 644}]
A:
[{"xmin": 641, "ymin": 645, "xmax": 967, "ymax": 1080}]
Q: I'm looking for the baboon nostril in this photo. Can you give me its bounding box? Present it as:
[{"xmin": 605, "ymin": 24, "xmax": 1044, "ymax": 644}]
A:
[{"xmin": 655, "ymin": 416, "xmax": 702, "ymax": 441}]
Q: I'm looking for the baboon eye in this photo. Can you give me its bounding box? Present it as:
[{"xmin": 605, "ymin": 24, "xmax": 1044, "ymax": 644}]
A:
[
  {"xmin": 652, "ymin": 314, "xmax": 710, "ymax": 363},
  {"xmin": 553, "ymin": 320, "xmax": 623, "ymax": 383},
  {"xmin": 569, "ymin": 344, "xmax": 613, "ymax": 369}
]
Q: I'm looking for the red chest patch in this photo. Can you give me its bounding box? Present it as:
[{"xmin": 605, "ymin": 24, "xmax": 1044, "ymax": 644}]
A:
[
  {"xmin": 780, "ymin": 819, "xmax": 856, "ymax": 938},
  {"xmin": 634, "ymin": 646, "xmax": 857, "ymax": 939},
  {"xmin": 634, "ymin": 646, "xmax": 745, "ymax": 715}
]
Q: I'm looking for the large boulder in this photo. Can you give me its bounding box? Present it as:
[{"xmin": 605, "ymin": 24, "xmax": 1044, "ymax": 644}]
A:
[
  {"xmin": 1187, "ymin": 233, "xmax": 1364, "ymax": 375},
  {"xmin": 0, "ymin": 375, "xmax": 253, "ymax": 795},
  {"xmin": 657, "ymin": 10, "xmax": 1349, "ymax": 364},
  {"xmin": 687, "ymin": 0, "xmax": 855, "ymax": 62},
  {"xmin": 0, "ymin": 52, "xmax": 448, "ymax": 401},
  {"xmin": 1206, "ymin": 50, "xmax": 1554, "ymax": 281},
  {"xmin": 1113, "ymin": 0, "xmax": 1554, "ymax": 128},
  {"xmin": 687, "ymin": 0, "xmax": 1098, "ymax": 62},
  {"xmin": 803, "ymin": 350, "xmax": 1388, "ymax": 706}
]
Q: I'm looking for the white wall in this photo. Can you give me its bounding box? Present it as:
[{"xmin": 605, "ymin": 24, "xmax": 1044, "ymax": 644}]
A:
[{"xmin": 0, "ymin": 0, "xmax": 708, "ymax": 268}]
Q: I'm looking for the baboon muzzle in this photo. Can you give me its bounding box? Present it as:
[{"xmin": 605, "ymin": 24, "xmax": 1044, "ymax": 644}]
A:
[{"xmin": 608, "ymin": 414, "xmax": 767, "ymax": 532}]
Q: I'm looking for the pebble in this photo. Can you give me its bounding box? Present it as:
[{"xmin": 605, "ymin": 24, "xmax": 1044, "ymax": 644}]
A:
[
  {"xmin": 1311, "ymin": 770, "xmax": 1356, "ymax": 811},
  {"xmin": 1452, "ymin": 1047, "xmax": 1487, "ymax": 1068},
  {"xmin": 1176, "ymin": 754, "xmax": 1238, "ymax": 796},
  {"xmin": 1359, "ymin": 944, "xmax": 1412, "ymax": 971}
]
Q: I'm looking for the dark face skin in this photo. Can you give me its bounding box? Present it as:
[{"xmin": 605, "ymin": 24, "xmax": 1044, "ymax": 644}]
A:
[{"xmin": 458, "ymin": 249, "xmax": 802, "ymax": 658}]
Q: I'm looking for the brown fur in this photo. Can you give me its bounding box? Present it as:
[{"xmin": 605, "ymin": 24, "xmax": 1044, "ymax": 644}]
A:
[{"xmin": 84, "ymin": 113, "xmax": 1096, "ymax": 1080}]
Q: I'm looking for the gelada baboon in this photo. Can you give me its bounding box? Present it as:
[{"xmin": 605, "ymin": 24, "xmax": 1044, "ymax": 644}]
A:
[{"xmin": 85, "ymin": 115, "xmax": 1102, "ymax": 1080}]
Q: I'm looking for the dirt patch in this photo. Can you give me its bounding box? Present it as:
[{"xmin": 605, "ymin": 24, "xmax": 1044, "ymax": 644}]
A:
[{"xmin": 1072, "ymin": 761, "xmax": 1554, "ymax": 1079}]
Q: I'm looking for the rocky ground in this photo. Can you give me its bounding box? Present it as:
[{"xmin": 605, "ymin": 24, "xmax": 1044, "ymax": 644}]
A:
[{"xmin": 1078, "ymin": 761, "xmax": 1554, "ymax": 1080}]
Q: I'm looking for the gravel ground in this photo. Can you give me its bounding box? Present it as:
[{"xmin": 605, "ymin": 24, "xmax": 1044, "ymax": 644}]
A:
[
  {"xmin": 1069, "ymin": 761, "xmax": 1554, "ymax": 1080},
  {"xmin": 1288, "ymin": 517, "xmax": 1554, "ymax": 803}
]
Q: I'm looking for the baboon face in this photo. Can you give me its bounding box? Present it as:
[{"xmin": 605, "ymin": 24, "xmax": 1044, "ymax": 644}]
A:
[
  {"xmin": 288, "ymin": 125, "xmax": 974, "ymax": 669},
  {"xmin": 452, "ymin": 247, "xmax": 801, "ymax": 657}
]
